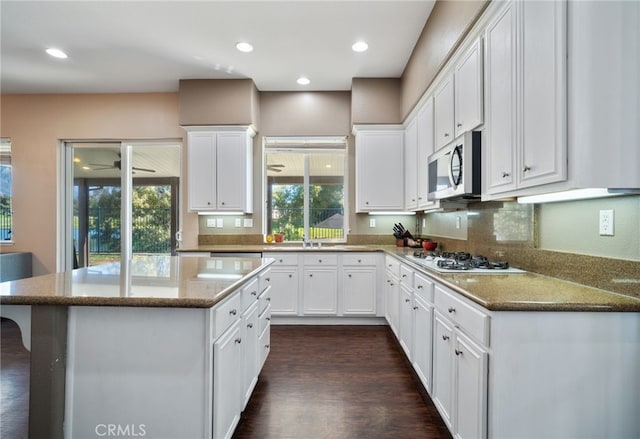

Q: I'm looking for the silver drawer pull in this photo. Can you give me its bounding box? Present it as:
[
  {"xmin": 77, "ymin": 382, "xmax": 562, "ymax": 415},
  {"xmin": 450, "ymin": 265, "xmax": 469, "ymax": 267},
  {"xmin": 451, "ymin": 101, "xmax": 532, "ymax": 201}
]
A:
[
  {"xmin": 247, "ymin": 323, "xmax": 253, "ymax": 329},
  {"xmin": 265, "ymin": 344, "xmax": 270, "ymax": 349},
  {"xmin": 266, "ymin": 317, "xmax": 271, "ymax": 321},
  {"xmin": 405, "ymin": 298, "xmax": 411, "ymax": 303},
  {"xmin": 266, "ymin": 297, "xmax": 271, "ymax": 301},
  {"xmin": 502, "ymin": 171, "xmax": 510, "ymax": 178},
  {"xmin": 455, "ymin": 349, "xmax": 463, "ymax": 356},
  {"xmin": 442, "ymin": 335, "xmax": 450, "ymax": 341},
  {"xmin": 266, "ymin": 278, "xmax": 270, "ymax": 282},
  {"xmin": 235, "ymin": 338, "xmax": 242, "ymax": 344},
  {"xmin": 413, "ymin": 306, "xmax": 419, "ymax": 310},
  {"xmin": 251, "ymin": 291, "xmax": 257, "ymax": 296},
  {"xmin": 448, "ymin": 307, "xmax": 456, "ymax": 313},
  {"xmin": 417, "ymin": 285, "xmax": 423, "ymax": 289},
  {"xmin": 229, "ymin": 309, "xmax": 237, "ymax": 316}
]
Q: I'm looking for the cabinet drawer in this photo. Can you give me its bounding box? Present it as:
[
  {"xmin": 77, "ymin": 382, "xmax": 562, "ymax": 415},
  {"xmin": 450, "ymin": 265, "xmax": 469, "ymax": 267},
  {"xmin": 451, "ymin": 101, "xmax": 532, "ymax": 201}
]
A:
[
  {"xmin": 302, "ymin": 254, "xmax": 338, "ymax": 266},
  {"xmin": 211, "ymin": 293, "xmax": 242, "ymax": 340},
  {"xmin": 434, "ymin": 285, "xmax": 490, "ymax": 346},
  {"xmin": 258, "ymin": 268, "xmax": 272, "ymax": 292},
  {"xmin": 241, "ymin": 278, "xmax": 259, "ymax": 312},
  {"xmin": 385, "ymin": 255, "xmax": 400, "ymax": 277},
  {"xmin": 342, "ymin": 253, "xmax": 378, "ymax": 266},
  {"xmin": 258, "ymin": 285, "xmax": 271, "ymax": 314},
  {"xmin": 264, "ymin": 253, "xmax": 298, "ymax": 266},
  {"xmin": 414, "ymin": 272, "xmax": 434, "ymax": 303}
]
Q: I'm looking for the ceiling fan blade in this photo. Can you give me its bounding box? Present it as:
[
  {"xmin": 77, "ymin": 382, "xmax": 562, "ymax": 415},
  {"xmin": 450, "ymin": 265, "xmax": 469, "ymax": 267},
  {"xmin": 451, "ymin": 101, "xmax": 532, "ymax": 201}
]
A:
[
  {"xmin": 132, "ymin": 166, "xmax": 156, "ymax": 173},
  {"xmin": 268, "ymin": 164, "xmax": 285, "ymax": 168}
]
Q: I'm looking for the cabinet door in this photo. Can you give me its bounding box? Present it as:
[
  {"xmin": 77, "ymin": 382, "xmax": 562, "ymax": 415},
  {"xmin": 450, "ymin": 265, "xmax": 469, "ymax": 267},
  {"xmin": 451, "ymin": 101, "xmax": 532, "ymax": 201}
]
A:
[
  {"xmin": 484, "ymin": 2, "xmax": 517, "ymax": 194},
  {"xmin": 454, "ymin": 39, "xmax": 484, "ymax": 138},
  {"xmin": 384, "ymin": 272, "xmax": 400, "ymax": 336},
  {"xmin": 417, "ymin": 98, "xmax": 437, "ymax": 210},
  {"xmin": 404, "ymin": 117, "xmax": 418, "ymax": 210},
  {"xmin": 412, "ymin": 295, "xmax": 433, "ymax": 394},
  {"xmin": 432, "ymin": 311, "xmax": 454, "ymax": 429},
  {"xmin": 213, "ymin": 321, "xmax": 242, "ymax": 439},
  {"xmin": 399, "ymin": 285, "xmax": 414, "ymax": 359},
  {"xmin": 269, "ymin": 268, "xmax": 299, "ymax": 315},
  {"xmin": 342, "ymin": 268, "xmax": 376, "ymax": 315},
  {"xmin": 454, "ymin": 333, "xmax": 488, "ymax": 439},
  {"xmin": 518, "ymin": 0, "xmax": 567, "ymax": 189},
  {"xmin": 355, "ymin": 130, "xmax": 404, "ymax": 212},
  {"xmin": 241, "ymin": 302, "xmax": 259, "ymax": 410},
  {"xmin": 434, "ymin": 75, "xmax": 455, "ymax": 149},
  {"xmin": 302, "ymin": 268, "xmax": 338, "ymax": 315},
  {"xmin": 188, "ymin": 132, "xmax": 216, "ymax": 210},
  {"xmin": 216, "ymin": 132, "xmax": 248, "ymax": 211}
]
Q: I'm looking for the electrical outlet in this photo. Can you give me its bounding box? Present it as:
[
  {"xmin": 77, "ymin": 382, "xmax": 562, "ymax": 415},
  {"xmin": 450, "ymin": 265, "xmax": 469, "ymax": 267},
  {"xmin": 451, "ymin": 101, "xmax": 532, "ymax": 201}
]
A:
[
  {"xmin": 234, "ymin": 218, "xmax": 242, "ymax": 228},
  {"xmin": 244, "ymin": 218, "xmax": 253, "ymax": 228},
  {"xmin": 599, "ymin": 210, "xmax": 614, "ymax": 236},
  {"xmin": 422, "ymin": 218, "xmax": 426, "ymax": 228},
  {"xmin": 216, "ymin": 218, "xmax": 223, "ymax": 228},
  {"xmin": 206, "ymin": 218, "xmax": 216, "ymax": 228},
  {"xmin": 456, "ymin": 216, "xmax": 462, "ymax": 229},
  {"xmin": 369, "ymin": 218, "xmax": 376, "ymax": 228}
]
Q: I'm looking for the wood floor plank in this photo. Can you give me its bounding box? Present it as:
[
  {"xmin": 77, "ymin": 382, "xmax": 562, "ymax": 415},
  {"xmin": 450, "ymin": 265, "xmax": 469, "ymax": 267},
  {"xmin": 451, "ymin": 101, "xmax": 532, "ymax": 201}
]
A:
[{"xmin": 233, "ymin": 325, "xmax": 451, "ymax": 439}]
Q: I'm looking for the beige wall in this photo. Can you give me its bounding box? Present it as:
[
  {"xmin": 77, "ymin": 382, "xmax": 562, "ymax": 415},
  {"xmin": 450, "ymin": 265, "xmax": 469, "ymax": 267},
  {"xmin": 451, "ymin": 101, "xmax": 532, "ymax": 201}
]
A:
[
  {"xmin": 0, "ymin": 93, "xmax": 199, "ymax": 275},
  {"xmin": 400, "ymin": 0, "xmax": 488, "ymax": 119},
  {"xmin": 351, "ymin": 78, "xmax": 401, "ymax": 124},
  {"xmin": 178, "ymin": 79, "xmax": 259, "ymax": 127}
]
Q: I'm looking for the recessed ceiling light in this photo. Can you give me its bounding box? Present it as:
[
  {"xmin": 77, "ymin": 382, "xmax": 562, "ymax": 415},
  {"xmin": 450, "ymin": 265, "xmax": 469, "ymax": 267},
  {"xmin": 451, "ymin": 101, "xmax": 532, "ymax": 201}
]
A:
[
  {"xmin": 352, "ymin": 41, "xmax": 369, "ymax": 52},
  {"xmin": 46, "ymin": 48, "xmax": 68, "ymax": 59},
  {"xmin": 236, "ymin": 42, "xmax": 254, "ymax": 53},
  {"xmin": 297, "ymin": 77, "xmax": 310, "ymax": 85},
  {"xmin": 325, "ymin": 164, "xmax": 332, "ymax": 168}
]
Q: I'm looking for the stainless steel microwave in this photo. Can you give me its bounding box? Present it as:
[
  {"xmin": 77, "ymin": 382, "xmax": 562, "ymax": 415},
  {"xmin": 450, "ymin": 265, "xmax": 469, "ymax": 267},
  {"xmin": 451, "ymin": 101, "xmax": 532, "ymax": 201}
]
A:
[{"xmin": 427, "ymin": 131, "xmax": 481, "ymax": 201}]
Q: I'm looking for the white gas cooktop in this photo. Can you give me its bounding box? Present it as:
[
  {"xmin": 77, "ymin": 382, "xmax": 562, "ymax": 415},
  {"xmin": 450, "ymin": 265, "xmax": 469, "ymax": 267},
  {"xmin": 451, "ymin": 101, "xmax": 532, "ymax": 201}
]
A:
[{"xmin": 407, "ymin": 255, "xmax": 527, "ymax": 274}]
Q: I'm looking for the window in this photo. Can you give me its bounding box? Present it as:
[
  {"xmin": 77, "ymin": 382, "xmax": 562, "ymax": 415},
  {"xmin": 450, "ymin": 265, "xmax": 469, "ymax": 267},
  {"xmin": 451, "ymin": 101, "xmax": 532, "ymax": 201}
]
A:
[
  {"xmin": 0, "ymin": 138, "xmax": 12, "ymax": 242},
  {"xmin": 265, "ymin": 137, "xmax": 347, "ymax": 242}
]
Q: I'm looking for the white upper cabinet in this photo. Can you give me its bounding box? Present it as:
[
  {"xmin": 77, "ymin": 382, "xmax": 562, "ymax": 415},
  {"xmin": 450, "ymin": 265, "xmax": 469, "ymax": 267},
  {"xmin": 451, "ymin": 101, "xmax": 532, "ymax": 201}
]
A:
[
  {"xmin": 483, "ymin": 0, "xmax": 567, "ymax": 198},
  {"xmin": 354, "ymin": 126, "xmax": 404, "ymax": 212},
  {"xmin": 454, "ymin": 38, "xmax": 484, "ymax": 138},
  {"xmin": 186, "ymin": 126, "xmax": 255, "ymax": 213},
  {"xmin": 433, "ymin": 75, "xmax": 455, "ymax": 150},
  {"xmin": 416, "ymin": 98, "xmax": 438, "ymax": 211},
  {"xmin": 404, "ymin": 117, "xmax": 418, "ymax": 211}
]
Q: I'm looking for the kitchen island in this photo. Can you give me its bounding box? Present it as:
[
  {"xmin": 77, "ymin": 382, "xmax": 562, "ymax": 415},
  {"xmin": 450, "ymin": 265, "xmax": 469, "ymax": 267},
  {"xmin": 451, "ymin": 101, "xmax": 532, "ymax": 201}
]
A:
[{"xmin": 0, "ymin": 255, "xmax": 274, "ymax": 439}]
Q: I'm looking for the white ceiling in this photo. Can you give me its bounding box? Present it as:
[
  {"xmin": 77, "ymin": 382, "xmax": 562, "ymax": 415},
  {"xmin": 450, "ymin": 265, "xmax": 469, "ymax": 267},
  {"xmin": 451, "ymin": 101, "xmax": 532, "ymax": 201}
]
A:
[{"xmin": 1, "ymin": 0, "xmax": 436, "ymax": 93}]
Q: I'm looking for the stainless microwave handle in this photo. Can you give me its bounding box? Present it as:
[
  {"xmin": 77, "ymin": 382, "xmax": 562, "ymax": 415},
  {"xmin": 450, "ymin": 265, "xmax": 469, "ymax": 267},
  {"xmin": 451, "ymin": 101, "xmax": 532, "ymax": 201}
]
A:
[{"xmin": 447, "ymin": 150, "xmax": 457, "ymax": 189}]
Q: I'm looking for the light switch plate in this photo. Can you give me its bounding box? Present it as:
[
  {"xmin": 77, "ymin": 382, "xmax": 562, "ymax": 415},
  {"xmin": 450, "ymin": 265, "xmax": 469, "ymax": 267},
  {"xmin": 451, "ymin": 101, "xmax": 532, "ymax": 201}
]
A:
[
  {"xmin": 244, "ymin": 218, "xmax": 253, "ymax": 228},
  {"xmin": 235, "ymin": 218, "xmax": 242, "ymax": 228},
  {"xmin": 216, "ymin": 218, "xmax": 223, "ymax": 228},
  {"xmin": 369, "ymin": 218, "xmax": 376, "ymax": 228},
  {"xmin": 206, "ymin": 218, "xmax": 216, "ymax": 228}
]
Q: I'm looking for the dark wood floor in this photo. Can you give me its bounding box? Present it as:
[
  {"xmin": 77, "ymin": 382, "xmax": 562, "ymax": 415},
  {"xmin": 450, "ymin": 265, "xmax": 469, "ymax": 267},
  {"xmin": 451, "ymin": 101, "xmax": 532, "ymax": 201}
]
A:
[
  {"xmin": 0, "ymin": 317, "xmax": 30, "ymax": 439},
  {"xmin": 0, "ymin": 320, "xmax": 450, "ymax": 439},
  {"xmin": 233, "ymin": 325, "xmax": 451, "ymax": 439}
]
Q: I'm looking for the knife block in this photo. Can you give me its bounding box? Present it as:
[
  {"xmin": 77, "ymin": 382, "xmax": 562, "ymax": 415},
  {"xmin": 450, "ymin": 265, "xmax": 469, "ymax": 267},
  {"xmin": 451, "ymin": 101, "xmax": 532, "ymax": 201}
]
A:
[{"xmin": 396, "ymin": 238, "xmax": 405, "ymax": 247}]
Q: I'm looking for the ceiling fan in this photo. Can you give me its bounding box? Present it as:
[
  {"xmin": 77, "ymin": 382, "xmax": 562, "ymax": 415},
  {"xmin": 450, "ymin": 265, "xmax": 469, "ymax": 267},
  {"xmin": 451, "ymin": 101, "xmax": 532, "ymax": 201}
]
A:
[
  {"xmin": 267, "ymin": 164, "xmax": 285, "ymax": 172},
  {"xmin": 89, "ymin": 153, "xmax": 156, "ymax": 173}
]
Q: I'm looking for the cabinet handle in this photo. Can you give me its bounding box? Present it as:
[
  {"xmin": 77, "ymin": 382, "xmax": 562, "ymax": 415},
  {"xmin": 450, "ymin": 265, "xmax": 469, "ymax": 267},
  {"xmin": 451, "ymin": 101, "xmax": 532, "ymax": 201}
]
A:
[
  {"xmin": 266, "ymin": 317, "xmax": 271, "ymax": 321},
  {"xmin": 417, "ymin": 285, "xmax": 423, "ymax": 289},
  {"xmin": 413, "ymin": 306, "xmax": 419, "ymax": 310},
  {"xmin": 266, "ymin": 278, "xmax": 270, "ymax": 282},
  {"xmin": 279, "ymin": 259, "xmax": 283, "ymax": 263},
  {"xmin": 405, "ymin": 298, "xmax": 411, "ymax": 303},
  {"xmin": 455, "ymin": 349, "xmax": 463, "ymax": 356},
  {"xmin": 444, "ymin": 133, "xmax": 450, "ymax": 137},
  {"xmin": 229, "ymin": 309, "xmax": 237, "ymax": 316},
  {"xmin": 442, "ymin": 335, "xmax": 450, "ymax": 341},
  {"xmin": 235, "ymin": 338, "xmax": 242, "ymax": 344},
  {"xmin": 457, "ymin": 123, "xmax": 462, "ymax": 127},
  {"xmin": 448, "ymin": 307, "xmax": 456, "ymax": 313},
  {"xmin": 348, "ymin": 274, "xmax": 352, "ymax": 278},
  {"xmin": 207, "ymin": 202, "xmax": 211, "ymax": 205},
  {"xmin": 358, "ymin": 259, "xmax": 362, "ymax": 263},
  {"xmin": 266, "ymin": 297, "xmax": 271, "ymax": 301},
  {"xmin": 309, "ymin": 274, "xmax": 313, "ymax": 277},
  {"xmin": 247, "ymin": 323, "xmax": 253, "ymax": 329},
  {"xmin": 221, "ymin": 202, "xmax": 225, "ymax": 205},
  {"xmin": 251, "ymin": 291, "xmax": 257, "ymax": 296},
  {"xmin": 318, "ymin": 259, "xmax": 322, "ymax": 263},
  {"xmin": 502, "ymin": 171, "xmax": 510, "ymax": 178},
  {"xmin": 265, "ymin": 344, "xmax": 270, "ymax": 349},
  {"xmin": 288, "ymin": 274, "xmax": 292, "ymax": 278},
  {"xmin": 366, "ymin": 201, "xmax": 370, "ymax": 205},
  {"xmin": 523, "ymin": 165, "xmax": 531, "ymax": 173},
  {"xmin": 390, "ymin": 283, "xmax": 395, "ymax": 286}
]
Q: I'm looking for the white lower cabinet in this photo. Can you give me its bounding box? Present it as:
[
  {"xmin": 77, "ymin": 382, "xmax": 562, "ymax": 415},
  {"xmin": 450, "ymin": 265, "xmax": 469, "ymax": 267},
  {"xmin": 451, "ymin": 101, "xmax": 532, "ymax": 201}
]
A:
[
  {"xmin": 263, "ymin": 253, "xmax": 299, "ymax": 315},
  {"xmin": 412, "ymin": 273, "xmax": 434, "ymax": 394},
  {"xmin": 398, "ymin": 282, "xmax": 414, "ymax": 359},
  {"xmin": 341, "ymin": 253, "xmax": 379, "ymax": 315},
  {"xmin": 303, "ymin": 268, "xmax": 338, "ymax": 315},
  {"xmin": 432, "ymin": 285, "xmax": 489, "ymax": 439},
  {"xmin": 240, "ymin": 300, "xmax": 259, "ymax": 409},
  {"xmin": 213, "ymin": 320, "xmax": 243, "ymax": 439}
]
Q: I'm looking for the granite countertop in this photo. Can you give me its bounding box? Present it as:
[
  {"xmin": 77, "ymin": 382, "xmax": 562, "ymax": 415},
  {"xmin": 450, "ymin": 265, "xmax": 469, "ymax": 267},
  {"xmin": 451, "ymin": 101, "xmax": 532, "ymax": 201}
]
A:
[
  {"xmin": 385, "ymin": 247, "xmax": 640, "ymax": 312},
  {"xmin": 0, "ymin": 255, "xmax": 273, "ymax": 308},
  {"xmin": 183, "ymin": 244, "xmax": 640, "ymax": 312},
  {"xmin": 179, "ymin": 244, "xmax": 379, "ymax": 252}
]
